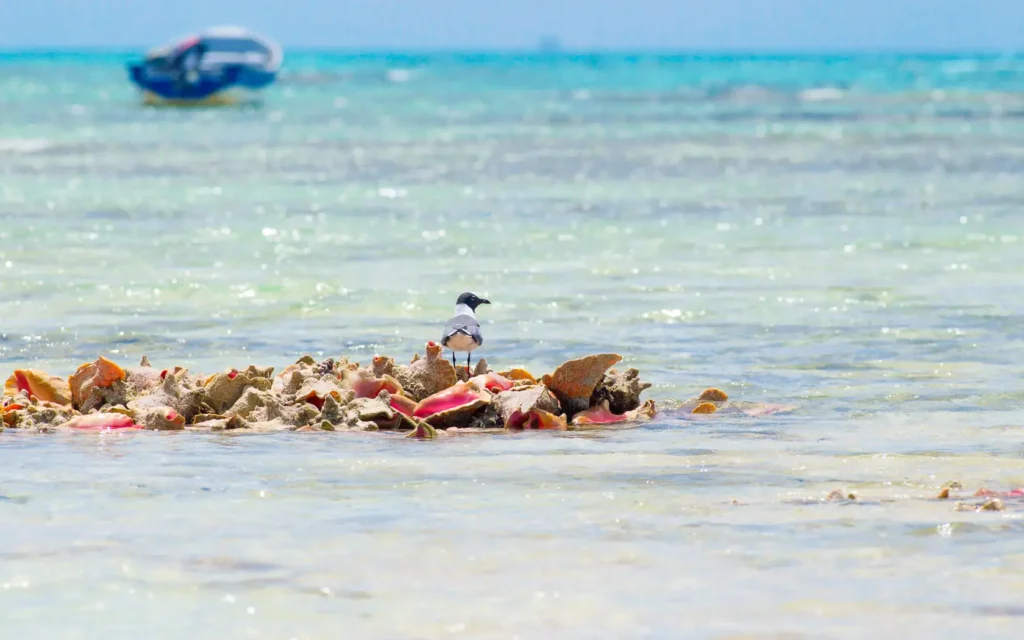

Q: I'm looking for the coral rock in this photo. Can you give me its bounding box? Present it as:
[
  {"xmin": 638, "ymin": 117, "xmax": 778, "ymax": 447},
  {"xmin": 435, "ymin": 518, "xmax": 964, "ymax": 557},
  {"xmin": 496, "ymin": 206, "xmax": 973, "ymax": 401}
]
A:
[
  {"xmin": 239, "ymin": 418, "xmax": 293, "ymax": 432},
  {"xmin": 225, "ymin": 387, "xmax": 320, "ymax": 428},
  {"xmin": 128, "ymin": 369, "xmax": 206, "ymax": 423},
  {"xmin": 541, "ymin": 353, "xmax": 622, "ymax": 417},
  {"xmin": 351, "ymin": 393, "xmax": 396, "ymax": 424},
  {"xmin": 314, "ymin": 394, "xmax": 379, "ymax": 431},
  {"xmin": 271, "ymin": 356, "xmax": 317, "ymax": 394},
  {"xmin": 691, "ymin": 402, "xmax": 718, "ymax": 414},
  {"xmin": 269, "ymin": 356, "xmax": 351, "ymax": 411},
  {"xmin": 467, "ymin": 404, "xmax": 504, "ymax": 429},
  {"xmin": 124, "ymin": 356, "xmax": 164, "ymax": 394},
  {"xmin": 316, "ymin": 394, "xmax": 349, "ymax": 428},
  {"xmin": 190, "ymin": 415, "xmax": 248, "ymax": 431},
  {"xmin": 2, "ymin": 395, "xmax": 78, "ymax": 429}
]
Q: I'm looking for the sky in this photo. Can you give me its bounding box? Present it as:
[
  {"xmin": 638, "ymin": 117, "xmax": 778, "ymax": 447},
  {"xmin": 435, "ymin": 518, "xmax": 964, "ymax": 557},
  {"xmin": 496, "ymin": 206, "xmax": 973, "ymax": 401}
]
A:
[{"xmin": 1, "ymin": 0, "xmax": 1023, "ymax": 51}]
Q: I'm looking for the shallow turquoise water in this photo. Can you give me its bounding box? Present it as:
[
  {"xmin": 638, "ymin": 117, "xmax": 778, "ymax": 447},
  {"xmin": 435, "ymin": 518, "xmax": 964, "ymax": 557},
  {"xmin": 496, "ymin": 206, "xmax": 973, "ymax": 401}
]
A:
[{"xmin": 4, "ymin": 52, "xmax": 1024, "ymax": 637}]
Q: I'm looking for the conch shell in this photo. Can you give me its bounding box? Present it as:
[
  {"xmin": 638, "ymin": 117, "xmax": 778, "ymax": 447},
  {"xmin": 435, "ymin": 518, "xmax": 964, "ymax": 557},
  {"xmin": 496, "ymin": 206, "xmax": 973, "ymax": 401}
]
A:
[
  {"xmin": 541, "ymin": 354, "xmax": 622, "ymax": 416},
  {"xmin": 571, "ymin": 399, "xmax": 657, "ymax": 426},
  {"xmin": 506, "ymin": 408, "xmax": 567, "ymax": 430},
  {"xmin": 349, "ymin": 372, "xmax": 404, "ymax": 399},
  {"xmin": 413, "ymin": 381, "xmax": 491, "ymax": 427},
  {"xmin": 69, "ymin": 356, "xmax": 126, "ymax": 410},
  {"xmin": 499, "ymin": 368, "xmax": 537, "ymax": 383},
  {"xmin": 698, "ymin": 388, "xmax": 728, "ymax": 402},
  {"xmin": 590, "ymin": 367, "xmax": 652, "ymax": 414},
  {"xmin": 394, "ymin": 341, "xmax": 458, "ymax": 401},
  {"xmin": 66, "ymin": 413, "xmax": 139, "ymax": 430},
  {"xmin": 389, "ymin": 394, "xmax": 418, "ymax": 417},
  {"xmin": 135, "ymin": 406, "xmax": 187, "ymax": 430},
  {"xmin": 4, "ymin": 369, "xmax": 73, "ymax": 406},
  {"xmin": 467, "ymin": 372, "xmax": 514, "ymax": 394},
  {"xmin": 492, "ymin": 385, "xmax": 561, "ymax": 427}
]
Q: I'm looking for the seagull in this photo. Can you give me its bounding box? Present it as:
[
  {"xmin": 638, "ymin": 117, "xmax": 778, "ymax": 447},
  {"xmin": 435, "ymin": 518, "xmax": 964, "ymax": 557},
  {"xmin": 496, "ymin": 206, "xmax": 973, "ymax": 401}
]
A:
[{"xmin": 441, "ymin": 292, "xmax": 490, "ymax": 371}]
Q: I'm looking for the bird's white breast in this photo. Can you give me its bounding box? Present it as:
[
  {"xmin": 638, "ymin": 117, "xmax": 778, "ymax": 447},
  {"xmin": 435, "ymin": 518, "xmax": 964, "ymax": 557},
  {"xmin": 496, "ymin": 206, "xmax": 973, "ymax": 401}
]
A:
[{"xmin": 446, "ymin": 332, "xmax": 479, "ymax": 352}]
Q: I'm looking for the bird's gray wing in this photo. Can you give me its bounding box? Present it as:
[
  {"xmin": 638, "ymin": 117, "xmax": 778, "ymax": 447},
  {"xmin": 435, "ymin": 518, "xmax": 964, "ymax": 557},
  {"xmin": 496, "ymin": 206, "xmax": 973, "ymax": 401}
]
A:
[{"xmin": 442, "ymin": 314, "xmax": 483, "ymax": 346}]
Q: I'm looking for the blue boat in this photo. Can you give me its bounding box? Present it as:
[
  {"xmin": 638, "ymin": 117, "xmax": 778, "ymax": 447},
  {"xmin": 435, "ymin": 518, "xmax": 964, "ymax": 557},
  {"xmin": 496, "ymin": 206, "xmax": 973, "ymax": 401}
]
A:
[{"xmin": 127, "ymin": 26, "xmax": 282, "ymax": 106}]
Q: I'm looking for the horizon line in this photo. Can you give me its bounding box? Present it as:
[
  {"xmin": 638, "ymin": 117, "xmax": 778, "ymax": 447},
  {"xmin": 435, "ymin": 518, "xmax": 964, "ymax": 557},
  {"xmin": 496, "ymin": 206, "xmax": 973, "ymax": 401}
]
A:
[{"xmin": 1, "ymin": 45, "xmax": 1023, "ymax": 56}]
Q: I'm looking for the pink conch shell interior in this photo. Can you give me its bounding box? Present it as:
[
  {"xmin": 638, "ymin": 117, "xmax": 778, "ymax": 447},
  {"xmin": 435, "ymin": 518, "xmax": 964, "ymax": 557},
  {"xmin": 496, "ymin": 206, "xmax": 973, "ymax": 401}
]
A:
[
  {"xmin": 413, "ymin": 383, "xmax": 486, "ymax": 418},
  {"xmin": 352, "ymin": 375, "xmax": 403, "ymax": 399},
  {"xmin": 506, "ymin": 408, "xmax": 567, "ymax": 430},
  {"xmin": 66, "ymin": 413, "xmax": 139, "ymax": 431},
  {"xmin": 390, "ymin": 394, "xmax": 418, "ymax": 417},
  {"xmin": 5, "ymin": 369, "xmax": 74, "ymax": 406},
  {"xmin": 467, "ymin": 372, "xmax": 514, "ymax": 394},
  {"xmin": 571, "ymin": 401, "xmax": 630, "ymax": 425}
]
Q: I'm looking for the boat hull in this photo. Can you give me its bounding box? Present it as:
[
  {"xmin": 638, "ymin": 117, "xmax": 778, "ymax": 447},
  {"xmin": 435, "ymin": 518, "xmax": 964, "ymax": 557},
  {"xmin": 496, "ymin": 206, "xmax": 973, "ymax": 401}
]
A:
[{"xmin": 128, "ymin": 62, "xmax": 277, "ymax": 107}]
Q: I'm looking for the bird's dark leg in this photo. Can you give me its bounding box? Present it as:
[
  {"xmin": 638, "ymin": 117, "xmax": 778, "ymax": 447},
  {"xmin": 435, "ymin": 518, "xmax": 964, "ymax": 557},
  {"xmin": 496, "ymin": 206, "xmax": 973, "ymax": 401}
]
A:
[
  {"xmin": 452, "ymin": 351, "xmax": 457, "ymax": 369},
  {"xmin": 467, "ymin": 352, "xmax": 472, "ymax": 373}
]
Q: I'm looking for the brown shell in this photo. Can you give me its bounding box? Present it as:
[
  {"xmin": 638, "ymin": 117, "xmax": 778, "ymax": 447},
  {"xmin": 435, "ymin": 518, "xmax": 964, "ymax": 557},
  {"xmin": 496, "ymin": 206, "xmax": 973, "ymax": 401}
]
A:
[
  {"xmin": 4, "ymin": 369, "xmax": 73, "ymax": 406},
  {"xmin": 631, "ymin": 399, "xmax": 657, "ymax": 420},
  {"xmin": 69, "ymin": 356, "xmax": 127, "ymax": 409},
  {"xmin": 698, "ymin": 388, "xmax": 729, "ymax": 403},
  {"xmin": 691, "ymin": 402, "xmax": 717, "ymax": 414},
  {"xmin": 508, "ymin": 408, "xmax": 567, "ymax": 431},
  {"xmin": 541, "ymin": 353, "xmax": 622, "ymax": 415},
  {"xmin": 499, "ymin": 368, "xmax": 538, "ymax": 383},
  {"xmin": 493, "ymin": 385, "xmax": 561, "ymax": 426}
]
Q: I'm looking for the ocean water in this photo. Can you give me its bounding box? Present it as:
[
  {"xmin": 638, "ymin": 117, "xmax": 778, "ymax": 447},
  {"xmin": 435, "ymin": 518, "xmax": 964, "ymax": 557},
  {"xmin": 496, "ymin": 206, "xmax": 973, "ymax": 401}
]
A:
[{"xmin": 4, "ymin": 52, "xmax": 1024, "ymax": 638}]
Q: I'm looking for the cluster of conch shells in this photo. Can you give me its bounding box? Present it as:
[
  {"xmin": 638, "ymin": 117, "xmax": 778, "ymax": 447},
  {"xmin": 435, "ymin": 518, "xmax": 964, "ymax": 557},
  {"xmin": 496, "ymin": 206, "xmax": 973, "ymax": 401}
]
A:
[{"xmin": 0, "ymin": 345, "xmax": 736, "ymax": 439}]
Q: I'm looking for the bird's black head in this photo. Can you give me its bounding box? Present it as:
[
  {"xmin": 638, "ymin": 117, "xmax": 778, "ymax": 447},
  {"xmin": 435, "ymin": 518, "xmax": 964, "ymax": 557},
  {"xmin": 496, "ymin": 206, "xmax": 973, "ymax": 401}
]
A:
[{"xmin": 456, "ymin": 292, "xmax": 491, "ymax": 310}]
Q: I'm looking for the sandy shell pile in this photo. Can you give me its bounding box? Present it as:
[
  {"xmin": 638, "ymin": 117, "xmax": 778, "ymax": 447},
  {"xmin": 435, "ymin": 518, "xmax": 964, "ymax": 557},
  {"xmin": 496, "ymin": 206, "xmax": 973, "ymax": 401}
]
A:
[{"xmin": 0, "ymin": 343, "xmax": 730, "ymax": 438}]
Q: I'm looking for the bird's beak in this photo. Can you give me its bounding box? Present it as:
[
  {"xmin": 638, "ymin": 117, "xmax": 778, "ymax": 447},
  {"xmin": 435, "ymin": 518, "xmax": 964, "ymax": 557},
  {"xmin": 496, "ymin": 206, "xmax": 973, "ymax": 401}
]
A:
[{"xmin": 480, "ymin": 299, "xmax": 491, "ymax": 305}]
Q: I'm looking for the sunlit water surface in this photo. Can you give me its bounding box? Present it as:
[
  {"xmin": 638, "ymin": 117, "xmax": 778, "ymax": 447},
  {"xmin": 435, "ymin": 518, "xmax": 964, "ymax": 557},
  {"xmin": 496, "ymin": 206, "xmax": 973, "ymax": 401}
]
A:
[{"xmin": 3, "ymin": 52, "xmax": 1024, "ymax": 638}]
